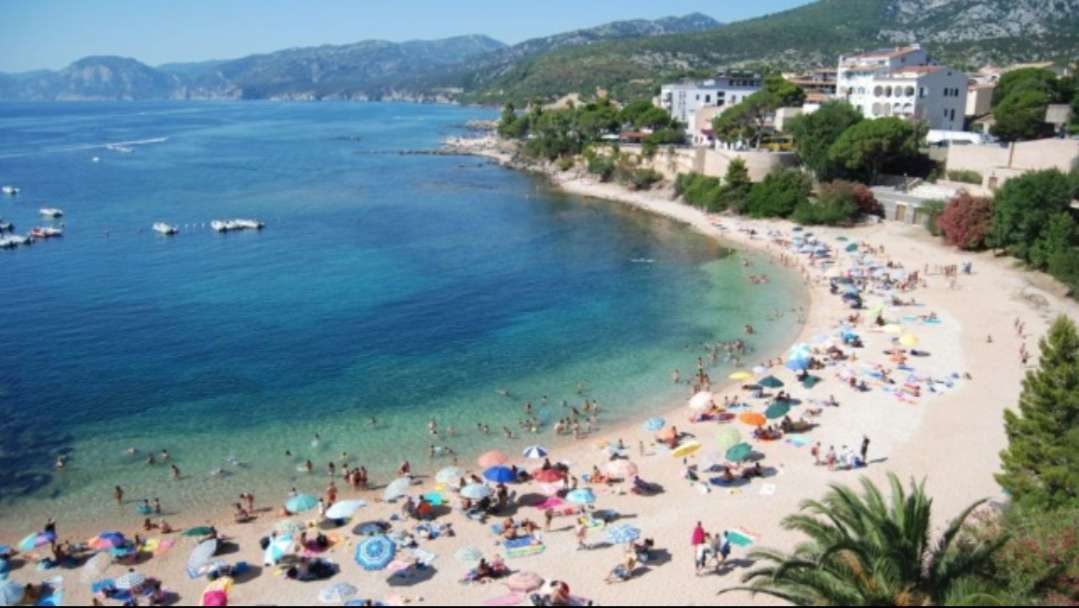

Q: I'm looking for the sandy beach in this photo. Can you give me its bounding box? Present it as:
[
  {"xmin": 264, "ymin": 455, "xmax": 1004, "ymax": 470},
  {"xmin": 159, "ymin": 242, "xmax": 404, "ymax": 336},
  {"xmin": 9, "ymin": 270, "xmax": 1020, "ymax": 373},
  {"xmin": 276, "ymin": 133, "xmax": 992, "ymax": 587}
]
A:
[{"xmin": 7, "ymin": 135, "xmax": 1079, "ymax": 607}]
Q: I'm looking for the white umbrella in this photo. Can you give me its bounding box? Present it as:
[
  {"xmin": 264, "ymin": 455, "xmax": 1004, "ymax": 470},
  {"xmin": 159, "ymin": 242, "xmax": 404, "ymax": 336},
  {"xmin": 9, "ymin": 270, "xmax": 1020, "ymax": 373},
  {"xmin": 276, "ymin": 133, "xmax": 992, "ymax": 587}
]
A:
[
  {"xmin": 688, "ymin": 391, "xmax": 715, "ymax": 411},
  {"xmin": 319, "ymin": 582, "xmax": 358, "ymax": 604},
  {"xmin": 263, "ymin": 534, "xmax": 295, "ymax": 566},
  {"xmin": 115, "ymin": 571, "xmax": 147, "ymax": 590},
  {"xmin": 383, "ymin": 477, "xmax": 412, "ymax": 502},
  {"xmin": 522, "ymin": 446, "xmax": 548, "ymax": 459},
  {"xmin": 325, "ymin": 499, "xmax": 367, "ymax": 520},
  {"xmin": 435, "ymin": 467, "xmax": 464, "ymax": 485},
  {"xmin": 454, "ymin": 546, "xmax": 483, "ymax": 565},
  {"xmin": 460, "ymin": 483, "xmax": 492, "ymax": 500},
  {"xmin": 186, "ymin": 539, "xmax": 219, "ymax": 578},
  {"xmin": 81, "ymin": 552, "xmax": 111, "ymax": 583}
]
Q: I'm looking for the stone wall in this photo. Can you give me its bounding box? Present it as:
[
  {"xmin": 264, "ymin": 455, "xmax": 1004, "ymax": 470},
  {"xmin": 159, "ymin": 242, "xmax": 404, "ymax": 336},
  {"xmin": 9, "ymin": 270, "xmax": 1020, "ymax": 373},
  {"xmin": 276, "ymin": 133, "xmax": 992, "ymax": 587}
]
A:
[
  {"xmin": 945, "ymin": 138, "xmax": 1079, "ymax": 190},
  {"xmin": 623, "ymin": 145, "xmax": 797, "ymax": 182}
]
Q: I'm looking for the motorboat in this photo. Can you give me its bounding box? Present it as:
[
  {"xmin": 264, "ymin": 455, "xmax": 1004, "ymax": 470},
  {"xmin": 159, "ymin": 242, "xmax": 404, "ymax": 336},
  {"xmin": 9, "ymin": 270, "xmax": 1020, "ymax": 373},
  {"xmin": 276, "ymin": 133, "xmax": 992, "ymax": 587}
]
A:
[
  {"xmin": 0, "ymin": 234, "xmax": 31, "ymax": 249},
  {"xmin": 39, "ymin": 208, "xmax": 64, "ymax": 218},
  {"xmin": 30, "ymin": 226, "xmax": 63, "ymax": 239},
  {"xmin": 211, "ymin": 218, "xmax": 265, "ymax": 233},
  {"xmin": 1, "ymin": 185, "xmax": 19, "ymax": 196},
  {"xmin": 0, "ymin": 219, "xmax": 13, "ymax": 233},
  {"xmin": 152, "ymin": 222, "xmax": 179, "ymax": 235}
]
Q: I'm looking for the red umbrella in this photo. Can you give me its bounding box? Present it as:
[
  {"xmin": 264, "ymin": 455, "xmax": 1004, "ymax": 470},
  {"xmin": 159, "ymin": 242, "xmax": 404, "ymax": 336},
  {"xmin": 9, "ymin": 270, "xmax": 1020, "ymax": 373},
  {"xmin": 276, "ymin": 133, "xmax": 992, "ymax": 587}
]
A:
[
  {"xmin": 531, "ymin": 469, "xmax": 565, "ymax": 483},
  {"xmin": 477, "ymin": 450, "xmax": 509, "ymax": 468}
]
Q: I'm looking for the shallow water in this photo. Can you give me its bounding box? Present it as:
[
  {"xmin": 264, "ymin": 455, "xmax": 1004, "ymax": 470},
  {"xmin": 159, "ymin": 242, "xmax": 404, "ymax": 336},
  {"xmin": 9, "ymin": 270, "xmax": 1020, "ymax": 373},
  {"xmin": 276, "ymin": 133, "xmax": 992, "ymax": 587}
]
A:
[{"xmin": 0, "ymin": 101, "xmax": 804, "ymax": 529}]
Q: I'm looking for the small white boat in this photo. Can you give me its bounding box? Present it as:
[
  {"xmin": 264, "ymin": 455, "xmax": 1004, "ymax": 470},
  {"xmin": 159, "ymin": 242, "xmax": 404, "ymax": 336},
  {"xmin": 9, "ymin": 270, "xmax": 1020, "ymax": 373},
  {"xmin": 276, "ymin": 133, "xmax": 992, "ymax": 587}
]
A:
[
  {"xmin": 233, "ymin": 219, "xmax": 265, "ymax": 230},
  {"xmin": 211, "ymin": 218, "xmax": 265, "ymax": 233},
  {"xmin": 0, "ymin": 219, "xmax": 13, "ymax": 233},
  {"xmin": 30, "ymin": 226, "xmax": 63, "ymax": 239},
  {"xmin": 39, "ymin": 208, "xmax": 64, "ymax": 218},
  {"xmin": 1, "ymin": 185, "xmax": 19, "ymax": 196},
  {"xmin": 152, "ymin": 222, "xmax": 179, "ymax": 235}
]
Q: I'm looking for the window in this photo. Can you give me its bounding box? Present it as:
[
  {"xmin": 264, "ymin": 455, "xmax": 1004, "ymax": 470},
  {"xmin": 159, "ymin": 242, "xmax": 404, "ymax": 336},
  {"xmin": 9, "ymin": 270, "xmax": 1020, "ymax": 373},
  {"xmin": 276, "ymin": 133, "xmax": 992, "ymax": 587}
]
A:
[
  {"xmin": 874, "ymin": 85, "xmax": 883, "ymax": 96},
  {"xmin": 919, "ymin": 87, "xmax": 926, "ymax": 98},
  {"xmin": 905, "ymin": 86, "xmax": 915, "ymax": 97},
  {"xmin": 872, "ymin": 102, "xmax": 882, "ymax": 116}
]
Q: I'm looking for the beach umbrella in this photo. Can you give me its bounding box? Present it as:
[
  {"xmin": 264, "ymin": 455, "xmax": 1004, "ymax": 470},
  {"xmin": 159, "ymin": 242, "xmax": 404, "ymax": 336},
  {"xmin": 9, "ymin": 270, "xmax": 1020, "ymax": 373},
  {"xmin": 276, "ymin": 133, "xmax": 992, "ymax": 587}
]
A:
[
  {"xmin": 758, "ymin": 375, "xmax": 784, "ymax": 389},
  {"xmin": 383, "ymin": 477, "xmax": 412, "ymax": 502},
  {"xmin": 845, "ymin": 243, "xmax": 859, "ymax": 252},
  {"xmin": 605, "ymin": 460, "xmax": 638, "ymax": 479},
  {"xmin": 319, "ymin": 582, "xmax": 358, "ymax": 604},
  {"xmin": 899, "ymin": 334, "xmax": 919, "ymax": 348},
  {"xmin": 483, "ymin": 466, "xmax": 516, "ymax": 484},
  {"xmin": 274, "ymin": 520, "xmax": 305, "ymax": 536},
  {"xmin": 353, "ymin": 521, "xmax": 388, "ymax": 537},
  {"xmin": 17, "ymin": 531, "xmax": 54, "ymax": 552},
  {"xmin": 435, "ymin": 467, "xmax": 464, "ymax": 485},
  {"xmin": 715, "ymin": 427, "xmax": 741, "ymax": 452},
  {"xmin": 537, "ymin": 480, "xmax": 566, "ymax": 496},
  {"xmin": 186, "ymin": 539, "xmax": 219, "ymax": 578},
  {"xmin": 0, "ymin": 581, "xmax": 23, "ymax": 606},
  {"xmin": 460, "ymin": 484, "xmax": 492, "ymax": 501},
  {"xmin": 286, "ymin": 494, "xmax": 319, "ymax": 514},
  {"xmin": 739, "ymin": 412, "xmax": 767, "ymax": 427},
  {"xmin": 642, "ymin": 417, "xmax": 665, "ymax": 432},
  {"xmin": 766, "ymin": 402, "xmax": 791, "ymax": 420},
  {"xmin": 181, "ymin": 526, "xmax": 215, "ymax": 538},
  {"xmin": 522, "ymin": 446, "xmax": 548, "ymax": 460},
  {"xmin": 725, "ymin": 442, "xmax": 753, "ymax": 463},
  {"xmin": 326, "ymin": 499, "xmax": 367, "ymax": 521},
  {"xmin": 355, "ymin": 536, "xmax": 396, "ymax": 571},
  {"xmin": 785, "ymin": 356, "xmax": 811, "ymax": 372},
  {"xmin": 422, "ymin": 492, "xmax": 444, "ymax": 506},
  {"xmin": 688, "ymin": 391, "xmax": 715, "ymax": 411},
  {"xmin": 80, "ymin": 552, "xmax": 111, "ymax": 583},
  {"xmin": 477, "ymin": 450, "xmax": 509, "ymax": 468},
  {"xmin": 263, "ymin": 534, "xmax": 295, "ymax": 566},
  {"xmin": 671, "ymin": 441, "xmax": 702, "ymax": 459},
  {"xmin": 531, "ymin": 469, "xmax": 565, "ymax": 483},
  {"xmin": 566, "ymin": 488, "xmax": 596, "ymax": 506},
  {"xmin": 883, "ymin": 324, "xmax": 903, "ymax": 335},
  {"xmin": 729, "ymin": 371, "xmax": 752, "ymax": 381},
  {"xmin": 87, "ymin": 531, "xmax": 126, "ymax": 550},
  {"xmin": 115, "ymin": 570, "xmax": 147, "ymax": 591},
  {"xmin": 505, "ymin": 571, "xmax": 544, "ymax": 593},
  {"xmin": 454, "ymin": 546, "xmax": 483, "ymax": 565},
  {"xmin": 606, "ymin": 524, "xmax": 641, "ymax": 545},
  {"xmin": 201, "ymin": 578, "xmax": 232, "ymax": 607},
  {"xmin": 752, "ymin": 365, "xmax": 767, "ymax": 375}
]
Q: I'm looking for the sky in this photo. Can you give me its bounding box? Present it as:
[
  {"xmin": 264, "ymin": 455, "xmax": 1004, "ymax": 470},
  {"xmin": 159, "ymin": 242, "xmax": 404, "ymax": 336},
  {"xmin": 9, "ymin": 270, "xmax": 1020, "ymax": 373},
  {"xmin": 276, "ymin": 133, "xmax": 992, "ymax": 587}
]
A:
[{"xmin": 0, "ymin": 0, "xmax": 814, "ymax": 73}]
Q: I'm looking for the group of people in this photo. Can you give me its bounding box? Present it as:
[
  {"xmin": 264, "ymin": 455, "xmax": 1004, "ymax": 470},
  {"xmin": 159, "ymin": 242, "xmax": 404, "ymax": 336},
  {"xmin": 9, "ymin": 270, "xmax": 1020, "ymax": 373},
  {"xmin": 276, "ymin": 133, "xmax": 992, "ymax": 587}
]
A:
[{"xmin": 690, "ymin": 522, "xmax": 732, "ymax": 576}]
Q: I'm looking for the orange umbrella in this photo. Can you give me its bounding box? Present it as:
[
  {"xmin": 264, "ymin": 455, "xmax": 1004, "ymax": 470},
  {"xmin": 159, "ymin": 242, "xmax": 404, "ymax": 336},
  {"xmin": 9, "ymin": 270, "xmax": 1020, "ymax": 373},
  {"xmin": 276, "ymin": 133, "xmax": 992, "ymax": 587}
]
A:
[
  {"xmin": 739, "ymin": 412, "xmax": 767, "ymax": 427},
  {"xmin": 477, "ymin": 450, "xmax": 509, "ymax": 468}
]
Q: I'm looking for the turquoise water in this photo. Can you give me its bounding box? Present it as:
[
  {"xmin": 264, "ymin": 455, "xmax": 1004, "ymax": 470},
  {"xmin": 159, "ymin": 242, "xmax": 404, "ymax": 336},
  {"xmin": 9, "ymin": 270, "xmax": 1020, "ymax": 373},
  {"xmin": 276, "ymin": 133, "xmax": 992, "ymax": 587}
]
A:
[{"xmin": 0, "ymin": 101, "xmax": 804, "ymax": 528}]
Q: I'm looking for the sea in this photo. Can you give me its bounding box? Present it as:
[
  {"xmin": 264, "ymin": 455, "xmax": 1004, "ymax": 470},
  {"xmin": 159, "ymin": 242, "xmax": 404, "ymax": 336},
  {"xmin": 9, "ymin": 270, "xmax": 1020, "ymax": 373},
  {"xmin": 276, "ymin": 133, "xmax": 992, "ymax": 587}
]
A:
[{"xmin": 0, "ymin": 101, "xmax": 805, "ymax": 530}]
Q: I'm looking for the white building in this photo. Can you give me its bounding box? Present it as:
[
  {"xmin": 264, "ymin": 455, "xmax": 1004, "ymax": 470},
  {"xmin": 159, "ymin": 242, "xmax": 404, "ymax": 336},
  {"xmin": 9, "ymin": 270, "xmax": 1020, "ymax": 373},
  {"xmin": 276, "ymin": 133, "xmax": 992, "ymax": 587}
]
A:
[
  {"xmin": 837, "ymin": 45, "xmax": 968, "ymax": 131},
  {"xmin": 658, "ymin": 72, "xmax": 763, "ymax": 135}
]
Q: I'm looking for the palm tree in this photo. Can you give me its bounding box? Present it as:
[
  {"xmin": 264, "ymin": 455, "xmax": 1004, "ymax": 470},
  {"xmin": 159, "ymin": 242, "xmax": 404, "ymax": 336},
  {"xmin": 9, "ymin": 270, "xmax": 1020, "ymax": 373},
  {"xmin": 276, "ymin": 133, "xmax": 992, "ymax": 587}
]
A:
[{"xmin": 720, "ymin": 473, "xmax": 1006, "ymax": 605}]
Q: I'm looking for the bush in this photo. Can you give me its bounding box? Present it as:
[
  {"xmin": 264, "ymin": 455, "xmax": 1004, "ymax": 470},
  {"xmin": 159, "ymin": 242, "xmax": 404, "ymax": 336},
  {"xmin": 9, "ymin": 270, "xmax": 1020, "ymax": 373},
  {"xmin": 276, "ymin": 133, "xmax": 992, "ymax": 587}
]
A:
[
  {"xmin": 556, "ymin": 157, "xmax": 575, "ymax": 172},
  {"xmin": 792, "ymin": 180, "xmax": 863, "ymax": 226},
  {"xmin": 947, "ymin": 169, "xmax": 984, "ymax": 185},
  {"xmin": 989, "ymin": 169, "xmax": 1075, "ymax": 266},
  {"xmin": 586, "ymin": 153, "xmax": 616, "ymax": 182},
  {"xmin": 746, "ymin": 169, "xmax": 812, "ymax": 218},
  {"xmin": 627, "ymin": 167, "xmax": 662, "ymax": 191},
  {"xmin": 937, "ymin": 191, "xmax": 994, "ymax": 250},
  {"xmin": 921, "ymin": 199, "xmax": 947, "ymax": 237}
]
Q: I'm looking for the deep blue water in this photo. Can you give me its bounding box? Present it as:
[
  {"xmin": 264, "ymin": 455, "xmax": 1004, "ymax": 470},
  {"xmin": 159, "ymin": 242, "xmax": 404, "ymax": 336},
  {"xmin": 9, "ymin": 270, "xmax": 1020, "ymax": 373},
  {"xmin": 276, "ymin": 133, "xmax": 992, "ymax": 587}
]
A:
[{"xmin": 0, "ymin": 101, "xmax": 803, "ymax": 526}]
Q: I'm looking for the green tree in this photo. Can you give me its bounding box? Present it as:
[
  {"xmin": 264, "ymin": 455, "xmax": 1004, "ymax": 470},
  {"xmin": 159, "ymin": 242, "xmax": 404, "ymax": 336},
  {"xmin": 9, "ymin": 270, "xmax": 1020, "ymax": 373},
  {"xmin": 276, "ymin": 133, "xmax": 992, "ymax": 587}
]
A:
[
  {"xmin": 721, "ymin": 474, "xmax": 1005, "ymax": 605},
  {"xmin": 712, "ymin": 76, "xmax": 805, "ymax": 148},
  {"xmin": 786, "ymin": 100, "xmax": 863, "ymax": 179},
  {"xmin": 634, "ymin": 106, "xmax": 675, "ymax": 130},
  {"xmin": 617, "ymin": 99, "xmax": 656, "ymax": 127},
  {"xmin": 988, "ymin": 169, "xmax": 1075, "ymax": 266},
  {"xmin": 992, "ymin": 89, "xmax": 1054, "ymax": 142},
  {"xmin": 997, "ymin": 316, "xmax": 1079, "ymax": 510},
  {"xmin": 721, "ymin": 158, "xmax": 752, "ymax": 212},
  {"xmin": 746, "ymin": 169, "xmax": 811, "ymax": 218},
  {"xmin": 827, "ymin": 117, "xmax": 922, "ymax": 184},
  {"xmin": 992, "ymin": 68, "xmax": 1062, "ymax": 106}
]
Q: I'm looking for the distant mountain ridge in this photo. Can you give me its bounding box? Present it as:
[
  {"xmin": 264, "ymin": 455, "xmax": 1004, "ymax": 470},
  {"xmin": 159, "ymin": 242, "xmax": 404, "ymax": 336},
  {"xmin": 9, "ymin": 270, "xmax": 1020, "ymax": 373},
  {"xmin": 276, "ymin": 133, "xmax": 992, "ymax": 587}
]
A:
[{"xmin": 0, "ymin": 2, "xmax": 1076, "ymax": 104}]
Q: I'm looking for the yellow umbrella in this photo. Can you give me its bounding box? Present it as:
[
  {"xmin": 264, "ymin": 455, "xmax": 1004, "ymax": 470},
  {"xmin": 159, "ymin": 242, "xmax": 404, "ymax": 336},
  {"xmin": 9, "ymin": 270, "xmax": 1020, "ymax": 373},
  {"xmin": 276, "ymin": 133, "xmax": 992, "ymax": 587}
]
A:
[
  {"xmin": 899, "ymin": 334, "xmax": 919, "ymax": 348},
  {"xmin": 671, "ymin": 441, "xmax": 701, "ymax": 458},
  {"xmin": 739, "ymin": 412, "xmax": 767, "ymax": 427},
  {"xmin": 883, "ymin": 324, "xmax": 903, "ymax": 335},
  {"xmin": 729, "ymin": 371, "xmax": 752, "ymax": 381}
]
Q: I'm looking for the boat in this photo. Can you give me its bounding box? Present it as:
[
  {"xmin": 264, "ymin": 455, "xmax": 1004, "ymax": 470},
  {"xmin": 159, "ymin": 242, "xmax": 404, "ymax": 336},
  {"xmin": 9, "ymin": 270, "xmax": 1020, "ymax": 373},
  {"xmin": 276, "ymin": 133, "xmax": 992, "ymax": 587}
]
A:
[
  {"xmin": 211, "ymin": 218, "xmax": 265, "ymax": 233},
  {"xmin": 30, "ymin": 227, "xmax": 63, "ymax": 239},
  {"xmin": 1, "ymin": 185, "xmax": 19, "ymax": 196},
  {"xmin": 152, "ymin": 222, "xmax": 179, "ymax": 235},
  {"xmin": 0, "ymin": 234, "xmax": 31, "ymax": 249},
  {"xmin": 0, "ymin": 219, "xmax": 13, "ymax": 233},
  {"xmin": 39, "ymin": 208, "xmax": 64, "ymax": 218}
]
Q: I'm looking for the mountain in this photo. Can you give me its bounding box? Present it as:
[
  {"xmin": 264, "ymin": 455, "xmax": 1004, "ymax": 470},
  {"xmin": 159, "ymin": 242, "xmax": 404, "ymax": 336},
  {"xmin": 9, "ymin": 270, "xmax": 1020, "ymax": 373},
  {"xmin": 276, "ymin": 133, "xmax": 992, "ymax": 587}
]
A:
[
  {"xmin": 459, "ymin": 0, "xmax": 1079, "ymax": 103},
  {"xmin": 0, "ymin": 13, "xmax": 719, "ymax": 102}
]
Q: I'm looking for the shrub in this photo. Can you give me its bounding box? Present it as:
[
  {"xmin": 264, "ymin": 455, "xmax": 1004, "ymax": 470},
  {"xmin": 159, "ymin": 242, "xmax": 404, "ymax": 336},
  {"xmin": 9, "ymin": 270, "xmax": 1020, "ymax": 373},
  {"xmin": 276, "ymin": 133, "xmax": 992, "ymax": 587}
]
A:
[
  {"xmin": 792, "ymin": 180, "xmax": 862, "ymax": 226},
  {"xmin": 746, "ymin": 169, "xmax": 812, "ymax": 218},
  {"xmin": 921, "ymin": 199, "xmax": 947, "ymax": 237},
  {"xmin": 586, "ymin": 153, "xmax": 616, "ymax": 182},
  {"xmin": 556, "ymin": 157, "xmax": 575, "ymax": 172},
  {"xmin": 947, "ymin": 169, "xmax": 984, "ymax": 185},
  {"xmin": 627, "ymin": 167, "xmax": 662, "ymax": 191},
  {"xmin": 937, "ymin": 191, "xmax": 994, "ymax": 250}
]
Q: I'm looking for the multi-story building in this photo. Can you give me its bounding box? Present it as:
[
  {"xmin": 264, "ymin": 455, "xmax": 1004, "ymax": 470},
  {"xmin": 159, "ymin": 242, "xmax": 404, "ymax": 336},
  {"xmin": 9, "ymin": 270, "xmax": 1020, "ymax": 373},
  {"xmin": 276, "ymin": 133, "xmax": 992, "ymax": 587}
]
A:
[
  {"xmin": 837, "ymin": 45, "xmax": 968, "ymax": 131},
  {"xmin": 786, "ymin": 68, "xmax": 837, "ymax": 105},
  {"xmin": 658, "ymin": 72, "xmax": 763, "ymax": 128}
]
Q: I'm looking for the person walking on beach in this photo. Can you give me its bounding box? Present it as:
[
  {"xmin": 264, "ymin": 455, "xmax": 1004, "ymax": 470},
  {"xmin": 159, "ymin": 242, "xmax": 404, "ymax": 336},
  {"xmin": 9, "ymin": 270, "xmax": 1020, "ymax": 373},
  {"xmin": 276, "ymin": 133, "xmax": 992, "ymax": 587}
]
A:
[
  {"xmin": 695, "ymin": 532, "xmax": 711, "ymax": 575},
  {"xmin": 575, "ymin": 519, "xmax": 589, "ymax": 551},
  {"xmin": 860, "ymin": 436, "xmax": 870, "ymax": 466},
  {"xmin": 113, "ymin": 485, "xmax": 124, "ymax": 506}
]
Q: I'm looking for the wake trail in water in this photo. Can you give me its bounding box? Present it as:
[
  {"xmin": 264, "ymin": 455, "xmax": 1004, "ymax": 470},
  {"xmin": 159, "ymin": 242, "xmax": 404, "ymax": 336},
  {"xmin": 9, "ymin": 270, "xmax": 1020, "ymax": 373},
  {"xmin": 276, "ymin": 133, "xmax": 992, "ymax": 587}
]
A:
[{"xmin": 0, "ymin": 136, "xmax": 169, "ymax": 159}]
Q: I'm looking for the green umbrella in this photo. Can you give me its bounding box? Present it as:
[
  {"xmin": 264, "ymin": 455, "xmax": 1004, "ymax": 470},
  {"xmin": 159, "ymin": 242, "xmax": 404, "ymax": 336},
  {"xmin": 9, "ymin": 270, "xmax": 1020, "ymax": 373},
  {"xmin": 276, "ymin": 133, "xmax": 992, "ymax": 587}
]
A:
[
  {"xmin": 836, "ymin": 236, "xmax": 849, "ymax": 242},
  {"xmin": 181, "ymin": 526, "xmax": 214, "ymax": 537},
  {"xmin": 715, "ymin": 427, "xmax": 741, "ymax": 452},
  {"xmin": 846, "ymin": 243, "xmax": 859, "ymax": 252},
  {"xmin": 286, "ymin": 494, "xmax": 319, "ymax": 513},
  {"xmin": 725, "ymin": 442, "xmax": 752, "ymax": 463},
  {"xmin": 765, "ymin": 402, "xmax": 791, "ymax": 419},
  {"xmin": 758, "ymin": 375, "xmax": 784, "ymax": 389}
]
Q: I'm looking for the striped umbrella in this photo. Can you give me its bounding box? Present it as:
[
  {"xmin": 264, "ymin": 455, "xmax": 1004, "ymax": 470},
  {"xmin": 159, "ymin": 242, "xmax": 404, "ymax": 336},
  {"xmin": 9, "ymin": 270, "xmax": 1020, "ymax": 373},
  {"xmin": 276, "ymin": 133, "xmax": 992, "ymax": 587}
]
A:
[
  {"xmin": 522, "ymin": 446, "xmax": 548, "ymax": 460},
  {"xmin": 606, "ymin": 524, "xmax": 641, "ymax": 545},
  {"xmin": 87, "ymin": 531, "xmax": 125, "ymax": 550},
  {"xmin": 355, "ymin": 535, "xmax": 396, "ymax": 571},
  {"xmin": 18, "ymin": 531, "xmax": 55, "ymax": 552},
  {"xmin": 285, "ymin": 494, "xmax": 318, "ymax": 514}
]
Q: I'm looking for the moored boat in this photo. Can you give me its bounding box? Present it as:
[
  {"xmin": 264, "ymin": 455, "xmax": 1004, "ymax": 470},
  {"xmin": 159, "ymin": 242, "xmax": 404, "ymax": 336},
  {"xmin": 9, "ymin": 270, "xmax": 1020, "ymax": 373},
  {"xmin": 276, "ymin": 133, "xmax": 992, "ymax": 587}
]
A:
[
  {"xmin": 30, "ymin": 226, "xmax": 63, "ymax": 239},
  {"xmin": 1, "ymin": 185, "xmax": 19, "ymax": 196},
  {"xmin": 39, "ymin": 208, "xmax": 64, "ymax": 218},
  {"xmin": 152, "ymin": 222, "xmax": 179, "ymax": 235},
  {"xmin": 0, "ymin": 219, "xmax": 13, "ymax": 233}
]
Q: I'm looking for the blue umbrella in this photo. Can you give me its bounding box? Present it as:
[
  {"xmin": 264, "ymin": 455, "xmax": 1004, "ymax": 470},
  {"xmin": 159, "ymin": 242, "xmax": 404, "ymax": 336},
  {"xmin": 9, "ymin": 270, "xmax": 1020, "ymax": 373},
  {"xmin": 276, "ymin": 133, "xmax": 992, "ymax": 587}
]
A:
[
  {"xmin": 286, "ymin": 494, "xmax": 319, "ymax": 514},
  {"xmin": 606, "ymin": 524, "xmax": 641, "ymax": 545},
  {"xmin": 355, "ymin": 536, "xmax": 395, "ymax": 571},
  {"xmin": 785, "ymin": 356, "xmax": 811, "ymax": 372},
  {"xmin": 319, "ymin": 582, "xmax": 358, "ymax": 604},
  {"xmin": 483, "ymin": 466, "xmax": 515, "ymax": 484},
  {"xmin": 0, "ymin": 580, "xmax": 23, "ymax": 606},
  {"xmin": 643, "ymin": 417, "xmax": 665, "ymax": 432},
  {"xmin": 566, "ymin": 489, "xmax": 595, "ymax": 505}
]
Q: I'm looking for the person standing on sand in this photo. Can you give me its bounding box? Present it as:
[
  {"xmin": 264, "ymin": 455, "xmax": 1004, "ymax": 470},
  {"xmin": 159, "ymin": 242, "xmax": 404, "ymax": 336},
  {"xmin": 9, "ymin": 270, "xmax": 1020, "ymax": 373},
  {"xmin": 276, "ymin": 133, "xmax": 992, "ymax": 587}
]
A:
[
  {"xmin": 861, "ymin": 436, "xmax": 870, "ymax": 466},
  {"xmin": 114, "ymin": 486, "xmax": 124, "ymax": 506}
]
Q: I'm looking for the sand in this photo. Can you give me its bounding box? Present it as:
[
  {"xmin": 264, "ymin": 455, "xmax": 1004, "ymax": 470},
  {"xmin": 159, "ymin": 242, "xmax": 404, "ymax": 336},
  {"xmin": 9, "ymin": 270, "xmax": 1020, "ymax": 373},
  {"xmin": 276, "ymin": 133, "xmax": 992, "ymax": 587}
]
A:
[{"xmin": 7, "ymin": 137, "xmax": 1079, "ymax": 606}]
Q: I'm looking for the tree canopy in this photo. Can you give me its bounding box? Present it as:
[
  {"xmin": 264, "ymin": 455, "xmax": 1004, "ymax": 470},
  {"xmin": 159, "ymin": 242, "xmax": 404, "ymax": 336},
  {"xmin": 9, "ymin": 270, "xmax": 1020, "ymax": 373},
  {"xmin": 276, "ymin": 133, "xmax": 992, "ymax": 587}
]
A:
[
  {"xmin": 826, "ymin": 117, "xmax": 923, "ymax": 184},
  {"xmin": 991, "ymin": 67, "xmax": 1076, "ymax": 141},
  {"xmin": 786, "ymin": 100, "xmax": 864, "ymax": 180},
  {"xmin": 712, "ymin": 76, "xmax": 805, "ymax": 148}
]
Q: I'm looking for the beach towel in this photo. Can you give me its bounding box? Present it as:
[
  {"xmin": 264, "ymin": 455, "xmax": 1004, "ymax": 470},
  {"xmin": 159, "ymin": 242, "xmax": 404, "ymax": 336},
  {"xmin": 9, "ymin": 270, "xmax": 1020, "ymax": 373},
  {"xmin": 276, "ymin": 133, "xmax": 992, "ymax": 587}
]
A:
[
  {"xmin": 503, "ymin": 536, "xmax": 535, "ymax": 550},
  {"xmin": 505, "ymin": 544, "xmax": 546, "ymax": 559},
  {"xmin": 785, "ymin": 435, "xmax": 809, "ymax": 448},
  {"xmin": 484, "ymin": 593, "xmax": 526, "ymax": 606}
]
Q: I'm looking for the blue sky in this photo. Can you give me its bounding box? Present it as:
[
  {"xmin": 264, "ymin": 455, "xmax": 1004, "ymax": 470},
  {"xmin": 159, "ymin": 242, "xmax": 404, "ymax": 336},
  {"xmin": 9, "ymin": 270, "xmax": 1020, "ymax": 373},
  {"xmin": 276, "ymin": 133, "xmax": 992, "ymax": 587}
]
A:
[{"xmin": 0, "ymin": 0, "xmax": 814, "ymax": 72}]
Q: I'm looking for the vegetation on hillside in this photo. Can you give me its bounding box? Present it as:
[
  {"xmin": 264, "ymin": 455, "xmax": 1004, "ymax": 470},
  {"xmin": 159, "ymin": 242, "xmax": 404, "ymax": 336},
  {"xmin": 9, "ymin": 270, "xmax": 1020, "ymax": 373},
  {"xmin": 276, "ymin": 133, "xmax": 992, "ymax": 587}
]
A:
[{"xmin": 991, "ymin": 68, "xmax": 1078, "ymax": 141}]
